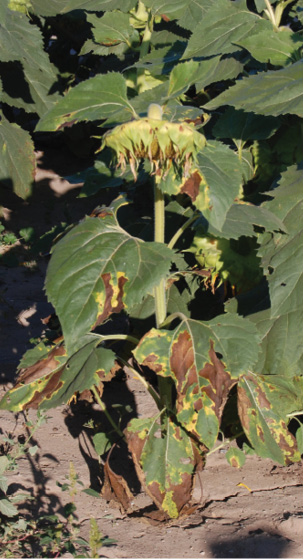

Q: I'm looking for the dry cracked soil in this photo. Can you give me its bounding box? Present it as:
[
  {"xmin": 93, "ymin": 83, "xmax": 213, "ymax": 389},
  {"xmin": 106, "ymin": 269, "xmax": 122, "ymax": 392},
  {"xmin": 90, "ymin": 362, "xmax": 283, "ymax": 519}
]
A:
[{"xmin": 0, "ymin": 144, "xmax": 302, "ymax": 559}]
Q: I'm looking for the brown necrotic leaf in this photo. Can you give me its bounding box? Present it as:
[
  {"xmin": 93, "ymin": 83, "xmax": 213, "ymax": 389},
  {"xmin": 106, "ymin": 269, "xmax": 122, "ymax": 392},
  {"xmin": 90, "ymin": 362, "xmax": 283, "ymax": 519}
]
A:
[
  {"xmin": 101, "ymin": 446, "xmax": 133, "ymax": 513},
  {"xmin": 134, "ymin": 315, "xmax": 260, "ymax": 450},
  {"xmin": 0, "ymin": 335, "xmax": 116, "ymax": 412}
]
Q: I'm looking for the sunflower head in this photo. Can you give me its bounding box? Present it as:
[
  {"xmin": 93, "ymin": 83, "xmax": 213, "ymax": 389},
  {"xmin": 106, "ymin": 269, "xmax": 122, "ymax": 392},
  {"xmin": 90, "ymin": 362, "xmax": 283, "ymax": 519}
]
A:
[{"xmin": 101, "ymin": 104, "xmax": 206, "ymax": 180}]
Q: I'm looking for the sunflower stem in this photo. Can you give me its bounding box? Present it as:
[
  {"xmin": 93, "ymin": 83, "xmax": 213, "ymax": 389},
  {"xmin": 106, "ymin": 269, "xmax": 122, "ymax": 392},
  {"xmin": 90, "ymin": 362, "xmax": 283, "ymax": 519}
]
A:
[{"xmin": 91, "ymin": 385, "xmax": 124, "ymax": 439}]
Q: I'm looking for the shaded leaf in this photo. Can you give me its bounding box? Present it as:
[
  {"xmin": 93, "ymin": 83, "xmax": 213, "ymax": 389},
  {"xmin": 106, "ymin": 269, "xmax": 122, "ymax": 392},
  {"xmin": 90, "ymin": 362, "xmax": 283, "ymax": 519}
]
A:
[
  {"xmin": 0, "ymin": 114, "xmax": 35, "ymax": 199},
  {"xmin": 238, "ymin": 372, "xmax": 301, "ymax": 465},
  {"xmin": 258, "ymin": 165, "xmax": 302, "ymax": 318},
  {"xmin": 205, "ymin": 60, "xmax": 303, "ymax": 117},
  {"xmin": 213, "ymin": 108, "xmax": 280, "ymax": 141},
  {"xmin": 133, "ymin": 314, "xmax": 260, "ymax": 448},
  {"xmin": 0, "ymin": 335, "xmax": 116, "ymax": 412},
  {"xmin": 194, "ymin": 56, "xmax": 244, "ymax": 92},
  {"xmin": 126, "ymin": 415, "xmax": 202, "ymax": 518},
  {"xmin": 30, "ymin": 0, "xmax": 137, "ymax": 15},
  {"xmin": 45, "ymin": 211, "xmax": 174, "ymax": 354},
  {"xmin": 36, "ymin": 73, "xmax": 134, "ymax": 132}
]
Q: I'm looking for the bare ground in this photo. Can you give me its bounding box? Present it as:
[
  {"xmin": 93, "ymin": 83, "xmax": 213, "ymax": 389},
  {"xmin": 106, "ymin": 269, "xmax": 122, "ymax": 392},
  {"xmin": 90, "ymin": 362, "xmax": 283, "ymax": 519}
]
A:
[{"xmin": 0, "ymin": 145, "xmax": 302, "ymax": 559}]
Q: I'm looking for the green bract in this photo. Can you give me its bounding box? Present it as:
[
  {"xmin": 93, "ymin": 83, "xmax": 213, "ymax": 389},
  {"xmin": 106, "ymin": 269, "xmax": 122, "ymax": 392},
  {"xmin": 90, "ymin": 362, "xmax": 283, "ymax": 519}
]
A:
[{"xmin": 101, "ymin": 116, "xmax": 206, "ymax": 180}]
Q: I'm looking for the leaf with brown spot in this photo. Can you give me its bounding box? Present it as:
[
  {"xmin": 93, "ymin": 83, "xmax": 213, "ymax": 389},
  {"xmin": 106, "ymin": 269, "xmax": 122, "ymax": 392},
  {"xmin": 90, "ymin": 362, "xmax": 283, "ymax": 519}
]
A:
[
  {"xmin": 238, "ymin": 373, "xmax": 301, "ymax": 465},
  {"xmin": 45, "ymin": 211, "xmax": 173, "ymax": 355},
  {"xmin": 0, "ymin": 335, "xmax": 116, "ymax": 412},
  {"xmin": 134, "ymin": 314, "xmax": 260, "ymax": 449}
]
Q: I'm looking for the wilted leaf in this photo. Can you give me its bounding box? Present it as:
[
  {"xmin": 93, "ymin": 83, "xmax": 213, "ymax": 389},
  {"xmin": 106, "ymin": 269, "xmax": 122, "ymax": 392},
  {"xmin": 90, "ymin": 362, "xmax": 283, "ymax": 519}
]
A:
[
  {"xmin": 0, "ymin": 114, "xmax": 35, "ymax": 199},
  {"xmin": 134, "ymin": 314, "xmax": 260, "ymax": 449},
  {"xmin": 205, "ymin": 60, "xmax": 303, "ymax": 117},
  {"xmin": 126, "ymin": 415, "xmax": 203, "ymax": 518},
  {"xmin": 238, "ymin": 372, "xmax": 301, "ymax": 465},
  {"xmin": 45, "ymin": 211, "xmax": 174, "ymax": 355},
  {"xmin": 102, "ymin": 451, "xmax": 133, "ymax": 512}
]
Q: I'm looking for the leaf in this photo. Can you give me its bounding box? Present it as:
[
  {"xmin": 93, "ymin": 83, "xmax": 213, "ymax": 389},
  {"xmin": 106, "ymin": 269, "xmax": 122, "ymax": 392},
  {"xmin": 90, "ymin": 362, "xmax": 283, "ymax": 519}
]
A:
[
  {"xmin": 0, "ymin": 475, "xmax": 8, "ymax": 494},
  {"xmin": 133, "ymin": 314, "xmax": 260, "ymax": 449},
  {"xmin": 213, "ymin": 108, "xmax": 280, "ymax": 141},
  {"xmin": 132, "ymin": 42, "xmax": 187, "ymax": 76},
  {"xmin": 0, "ymin": 498, "xmax": 18, "ymax": 517},
  {"xmin": 205, "ymin": 60, "xmax": 303, "ymax": 117},
  {"xmin": 206, "ymin": 202, "xmax": 286, "ymax": 240},
  {"xmin": 0, "ymin": 335, "xmax": 116, "ymax": 412},
  {"xmin": 166, "ymin": 60, "xmax": 200, "ymax": 99},
  {"xmin": 0, "ymin": 9, "xmax": 60, "ymax": 115},
  {"xmin": 0, "ymin": 115, "xmax": 35, "ymax": 199},
  {"xmin": 145, "ymin": 0, "xmax": 211, "ymax": 25},
  {"xmin": 88, "ymin": 12, "xmax": 139, "ymax": 47},
  {"xmin": 45, "ymin": 211, "xmax": 174, "ymax": 354},
  {"xmin": 182, "ymin": 0, "xmax": 260, "ymax": 59},
  {"xmin": 30, "ymin": 0, "xmax": 137, "ymax": 15},
  {"xmin": 0, "ymin": 456, "xmax": 9, "ymax": 475},
  {"xmin": 296, "ymin": 425, "xmax": 303, "ymax": 455},
  {"xmin": 258, "ymin": 165, "xmax": 302, "ymax": 318},
  {"xmin": 194, "ymin": 56, "xmax": 244, "ymax": 92},
  {"xmin": 226, "ymin": 447, "xmax": 246, "ymax": 468},
  {"xmin": 93, "ymin": 431, "xmax": 116, "ymax": 456},
  {"xmin": 36, "ymin": 73, "xmax": 134, "ymax": 132},
  {"xmin": 237, "ymin": 25, "xmax": 302, "ymax": 67},
  {"xmin": 238, "ymin": 372, "xmax": 301, "ymax": 465},
  {"xmin": 126, "ymin": 415, "xmax": 202, "ymax": 518}
]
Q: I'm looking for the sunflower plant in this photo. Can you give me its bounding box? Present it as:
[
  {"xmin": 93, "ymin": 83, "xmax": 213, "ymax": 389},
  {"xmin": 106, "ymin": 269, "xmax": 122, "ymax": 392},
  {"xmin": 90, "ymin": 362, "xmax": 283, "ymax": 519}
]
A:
[{"xmin": 0, "ymin": 0, "xmax": 302, "ymax": 519}]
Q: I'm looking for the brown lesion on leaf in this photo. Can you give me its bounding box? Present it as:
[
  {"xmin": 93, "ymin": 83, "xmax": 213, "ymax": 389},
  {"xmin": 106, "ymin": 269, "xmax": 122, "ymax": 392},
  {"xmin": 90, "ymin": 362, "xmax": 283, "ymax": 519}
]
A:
[
  {"xmin": 180, "ymin": 171, "xmax": 201, "ymax": 202},
  {"xmin": 94, "ymin": 272, "xmax": 128, "ymax": 328},
  {"xmin": 16, "ymin": 344, "xmax": 66, "ymax": 386},
  {"xmin": 237, "ymin": 385, "xmax": 251, "ymax": 432},
  {"xmin": 170, "ymin": 330, "xmax": 196, "ymax": 394},
  {"xmin": 20, "ymin": 369, "xmax": 64, "ymax": 410},
  {"xmin": 101, "ymin": 446, "xmax": 134, "ymax": 513},
  {"xmin": 142, "ymin": 354, "xmax": 163, "ymax": 374}
]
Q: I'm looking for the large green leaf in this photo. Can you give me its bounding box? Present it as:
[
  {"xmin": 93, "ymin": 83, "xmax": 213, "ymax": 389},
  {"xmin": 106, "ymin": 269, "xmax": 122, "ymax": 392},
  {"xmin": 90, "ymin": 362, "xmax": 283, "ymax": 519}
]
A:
[
  {"xmin": 238, "ymin": 372, "xmax": 301, "ymax": 465},
  {"xmin": 133, "ymin": 314, "xmax": 260, "ymax": 449},
  {"xmin": 145, "ymin": 0, "xmax": 211, "ymax": 27},
  {"xmin": 205, "ymin": 60, "xmax": 303, "ymax": 117},
  {"xmin": 258, "ymin": 165, "xmax": 302, "ymax": 318},
  {"xmin": 0, "ymin": 114, "xmax": 35, "ymax": 199},
  {"xmin": 45, "ymin": 211, "xmax": 174, "ymax": 355},
  {"xmin": 0, "ymin": 9, "xmax": 60, "ymax": 115},
  {"xmin": 126, "ymin": 414, "xmax": 201, "ymax": 518},
  {"xmin": 182, "ymin": 0, "xmax": 260, "ymax": 59},
  {"xmin": 237, "ymin": 24, "xmax": 302, "ymax": 66},
  {"xmin": 36, "ymin": 73, "xmax": 134, "ymax": 132},
  {"xmin": 0, "ymin": 335, "xmax": 116, "ymax": 412},
  {"xmin": 194, "ymin": 56, "xmax": 243, "ymax": 92}
]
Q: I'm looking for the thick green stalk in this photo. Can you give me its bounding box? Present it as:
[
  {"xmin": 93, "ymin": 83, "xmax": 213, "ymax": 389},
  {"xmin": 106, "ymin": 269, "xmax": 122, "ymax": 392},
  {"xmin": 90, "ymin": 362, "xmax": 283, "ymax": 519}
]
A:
[{"xmin": 153, "ymin": 174, "xmax": 167, "ymax": 328}]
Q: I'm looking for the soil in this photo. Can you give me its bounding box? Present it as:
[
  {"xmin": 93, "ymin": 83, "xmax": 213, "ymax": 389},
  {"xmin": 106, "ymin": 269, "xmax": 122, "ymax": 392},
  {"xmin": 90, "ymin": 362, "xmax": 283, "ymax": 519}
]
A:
[{"xmin": 0, "ymin": 144, "xmax": 302, "ymax": 559}]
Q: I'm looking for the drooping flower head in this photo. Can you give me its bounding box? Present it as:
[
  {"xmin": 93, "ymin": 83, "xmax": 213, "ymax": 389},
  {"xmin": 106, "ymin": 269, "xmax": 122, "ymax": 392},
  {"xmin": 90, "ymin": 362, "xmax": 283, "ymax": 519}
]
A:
[{"xmin": 101, "ymin": 104, "xmax": 206, "ymax": 181}]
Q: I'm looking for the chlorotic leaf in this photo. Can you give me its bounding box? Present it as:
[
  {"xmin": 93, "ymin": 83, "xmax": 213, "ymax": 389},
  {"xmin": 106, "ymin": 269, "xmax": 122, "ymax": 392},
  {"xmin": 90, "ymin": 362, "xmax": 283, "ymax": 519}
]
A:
[
  {"xmin": 238, "ymin": 373, "xmax": 301, "ymax": 465},
  {"xmin": 126, "ymin": 415, "xmax": 203, "ymax": 518}
]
